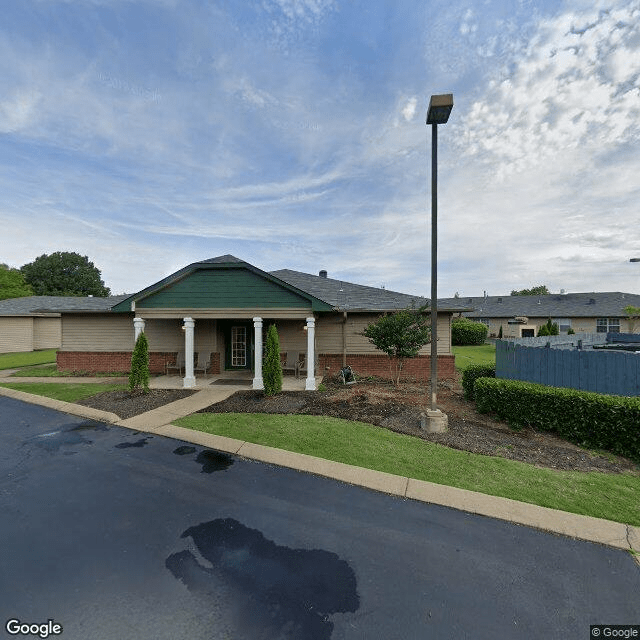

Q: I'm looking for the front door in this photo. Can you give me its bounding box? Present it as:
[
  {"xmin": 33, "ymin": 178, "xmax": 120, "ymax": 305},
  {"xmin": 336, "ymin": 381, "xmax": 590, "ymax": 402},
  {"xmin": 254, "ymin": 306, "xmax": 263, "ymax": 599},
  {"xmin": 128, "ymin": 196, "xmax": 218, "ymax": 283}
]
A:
[{"xmin": 224, "ymin": 323, "xmax": 253, "ymax": 370}]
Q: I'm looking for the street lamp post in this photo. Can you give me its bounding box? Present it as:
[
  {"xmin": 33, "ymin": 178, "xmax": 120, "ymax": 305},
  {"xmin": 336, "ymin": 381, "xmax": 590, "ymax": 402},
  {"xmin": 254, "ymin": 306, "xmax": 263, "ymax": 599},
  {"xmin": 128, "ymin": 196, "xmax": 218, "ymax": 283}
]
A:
[{"xmin": 425, "ymin": 93, "xmax": 453, "ymax": 433}]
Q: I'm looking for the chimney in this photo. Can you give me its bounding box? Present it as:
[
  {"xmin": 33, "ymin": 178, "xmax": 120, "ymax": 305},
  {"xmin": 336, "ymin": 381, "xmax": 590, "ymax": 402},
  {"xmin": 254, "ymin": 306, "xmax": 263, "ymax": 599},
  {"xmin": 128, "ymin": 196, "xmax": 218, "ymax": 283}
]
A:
[{"xmin": 319, "ymin": 270, "xmax": 327, "ymax": 278}]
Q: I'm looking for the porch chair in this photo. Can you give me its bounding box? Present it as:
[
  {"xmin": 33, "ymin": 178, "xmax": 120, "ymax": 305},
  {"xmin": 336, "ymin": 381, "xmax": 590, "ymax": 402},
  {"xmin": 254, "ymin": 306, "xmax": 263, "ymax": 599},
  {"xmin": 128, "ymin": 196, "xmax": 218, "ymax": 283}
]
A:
[
  {"xmin": 281, "ymin": 351, "xmax": 299, "ymax": 376},
  {"xmin": 194, "ymin": 351, "xmax": 211, "ymax": 378},
  {"xmin": 165, "ymin": 351, "xmax": 185, "ymax": 376},
  {"xmin": 295, "ymin": 353, "xmax": 318, "ymax": 379}
]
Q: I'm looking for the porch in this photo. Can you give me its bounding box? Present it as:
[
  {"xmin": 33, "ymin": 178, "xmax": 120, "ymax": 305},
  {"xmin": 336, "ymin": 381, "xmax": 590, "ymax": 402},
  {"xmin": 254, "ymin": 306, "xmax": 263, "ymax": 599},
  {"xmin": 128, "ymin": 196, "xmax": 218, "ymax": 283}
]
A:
[{"xmin": 149, "ymin": 368, "xmax": 322, "ymax": 391}]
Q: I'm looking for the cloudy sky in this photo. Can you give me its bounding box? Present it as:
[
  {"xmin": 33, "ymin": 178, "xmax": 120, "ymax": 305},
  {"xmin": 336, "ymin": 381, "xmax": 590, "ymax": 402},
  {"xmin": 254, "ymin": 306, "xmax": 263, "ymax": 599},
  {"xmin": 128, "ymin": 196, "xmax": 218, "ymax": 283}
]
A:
[{"xmin": 1, "ymin": 0, "xmax": 639, "ymax": 298}]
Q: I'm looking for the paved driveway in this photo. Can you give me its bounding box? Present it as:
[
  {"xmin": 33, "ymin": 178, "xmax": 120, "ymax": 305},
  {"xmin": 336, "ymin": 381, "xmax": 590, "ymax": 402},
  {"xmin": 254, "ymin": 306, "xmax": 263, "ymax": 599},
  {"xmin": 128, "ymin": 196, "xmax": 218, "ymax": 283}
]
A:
[{"xmin": 1, "ymin": 396, "xmax": 638, "ymax": 640}]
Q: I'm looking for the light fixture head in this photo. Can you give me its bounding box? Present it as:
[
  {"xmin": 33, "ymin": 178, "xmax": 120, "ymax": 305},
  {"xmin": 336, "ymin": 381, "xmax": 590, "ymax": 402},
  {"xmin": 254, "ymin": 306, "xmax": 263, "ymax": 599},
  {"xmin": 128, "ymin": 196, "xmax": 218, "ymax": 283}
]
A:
[{"xmin": 426, "ymin": 93, "xmax": 454, "ymax": 125}]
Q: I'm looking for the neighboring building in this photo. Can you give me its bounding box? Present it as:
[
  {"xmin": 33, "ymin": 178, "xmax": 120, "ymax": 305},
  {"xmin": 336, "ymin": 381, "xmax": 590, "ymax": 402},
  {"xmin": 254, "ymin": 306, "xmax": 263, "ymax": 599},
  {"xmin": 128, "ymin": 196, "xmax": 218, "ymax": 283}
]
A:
[
  {"xmin": 0, "ymin": 295, "xmax": 128, "ymax": 353},
  {"xmin": 50, "ymin": 255, "xmax": 465, "ymax": 389},
  {"xmin": 442, "ymin": 292, "xmax": 640, "ymax": 338}
]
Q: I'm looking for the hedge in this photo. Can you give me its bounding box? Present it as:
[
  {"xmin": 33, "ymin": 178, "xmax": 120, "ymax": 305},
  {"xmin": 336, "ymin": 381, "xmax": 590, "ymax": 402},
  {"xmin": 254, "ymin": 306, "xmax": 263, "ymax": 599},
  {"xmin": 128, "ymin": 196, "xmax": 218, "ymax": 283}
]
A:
[
  {"xmin": 452, "ymin": 318, "xmax": 488, "ymax": 346},
  {"xmin": 474, "ymin": 378, "xmax": 640, "ymax": 462},
  {"xmin": 461, "ymin": 364, "xmax": 495, "ymax": 400}
]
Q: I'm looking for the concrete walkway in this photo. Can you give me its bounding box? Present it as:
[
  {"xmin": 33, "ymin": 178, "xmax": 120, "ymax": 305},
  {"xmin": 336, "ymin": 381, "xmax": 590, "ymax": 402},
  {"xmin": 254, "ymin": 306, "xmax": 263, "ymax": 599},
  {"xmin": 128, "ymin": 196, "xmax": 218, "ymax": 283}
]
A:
[{"xmin": 0, "ymin": 381, "xmax": 638, "ymax": 556}]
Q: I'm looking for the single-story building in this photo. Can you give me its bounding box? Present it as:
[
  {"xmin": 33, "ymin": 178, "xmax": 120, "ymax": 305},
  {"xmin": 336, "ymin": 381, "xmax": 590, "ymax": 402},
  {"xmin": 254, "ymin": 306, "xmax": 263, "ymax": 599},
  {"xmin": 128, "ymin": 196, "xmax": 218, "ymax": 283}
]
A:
[
  {"xmin": 49, "ymin": 255, "xmax": 465, "ymax": 389},
  {"xmin": 441, "ymin": 291, "xmax": 640, "ymax": 338},
  {"xmin": 0, "ymin": 295, "xmax": 125, "ymax": 353}
]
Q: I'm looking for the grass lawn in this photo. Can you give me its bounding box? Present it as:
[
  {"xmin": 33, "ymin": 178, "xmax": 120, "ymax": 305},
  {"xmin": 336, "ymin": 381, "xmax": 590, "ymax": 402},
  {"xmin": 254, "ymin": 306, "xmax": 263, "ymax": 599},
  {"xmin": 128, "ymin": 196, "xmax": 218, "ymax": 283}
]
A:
[
  {"xmin": 0, "ymin": 349, "xmax": 58, "ymax": 370},
  {"xmin": 0, "ymin": 382, "xmax": 127, "ymax": 403},
  {"xmin": 452, "ymin": 343, "xmax": 496, "ymax": 370},
  {"xmin": 175, "ymin": 412, "xmax": 640, "ymax": 527},
  {"xmin": 10, "ymin": 364, "xmax": 128, "ymax": 377}
]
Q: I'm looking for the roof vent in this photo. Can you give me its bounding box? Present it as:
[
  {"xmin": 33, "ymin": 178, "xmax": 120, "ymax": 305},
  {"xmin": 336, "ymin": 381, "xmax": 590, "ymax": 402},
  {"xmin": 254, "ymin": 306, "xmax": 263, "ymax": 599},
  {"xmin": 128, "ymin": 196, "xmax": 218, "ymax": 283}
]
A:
[
  {"xmin": 589, "ymin": 298, "xmax": 596, "ymax": 305},
  {"xmin": 319, "ymin": 270, "xmax": 327, "ymax": 278},
  {"xmin": 497, "ymin": 297, "xmax": 502, "ymax": 303}
]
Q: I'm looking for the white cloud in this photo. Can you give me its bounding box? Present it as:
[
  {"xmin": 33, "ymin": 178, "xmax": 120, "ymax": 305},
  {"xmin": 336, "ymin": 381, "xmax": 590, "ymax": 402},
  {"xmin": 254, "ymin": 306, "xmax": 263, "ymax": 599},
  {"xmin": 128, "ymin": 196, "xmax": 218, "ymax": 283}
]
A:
[
  {"xmin": 0, "ymin": 89, "xmax": 42, "ymax": 133},
  {"xmin": 401, "ymin": 97, "xmax": 417, "ymax": 122}
]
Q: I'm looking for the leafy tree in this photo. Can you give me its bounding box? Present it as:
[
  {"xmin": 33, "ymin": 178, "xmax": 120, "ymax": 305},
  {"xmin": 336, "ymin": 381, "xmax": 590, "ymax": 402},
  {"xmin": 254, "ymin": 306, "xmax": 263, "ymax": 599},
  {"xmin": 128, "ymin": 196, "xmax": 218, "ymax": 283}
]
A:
[
  {"xmin": 623, "ymin": 305, "xmax": 640, "ymax": 333},
  {"xmin": 21, "ymin": 252, "xmax": 110, "ymax": 296},
  {"xmin": 538, "ymin": 318, "xmax": 559, "ymax": 336},
  {"xmin": 0, "ymin": 265, "xmax": 33, "ymax": 300},
  {"xmin": 262, "ymin": 324, "xmax": 283, "ymax": 396},
  {"xmin": 362, "ymin": 306, "xmax": 431, "ymax": 385},
  {"xmin": 129, "ymin": 332, "xmax": 150, "ymax": 393},
  {"xmin": 452, "ymin": 317, "xmax": 488, "ymax": 345},
  {"xmin": 510, "ymin": 285, "xmax": 550, "ymax": 296}
]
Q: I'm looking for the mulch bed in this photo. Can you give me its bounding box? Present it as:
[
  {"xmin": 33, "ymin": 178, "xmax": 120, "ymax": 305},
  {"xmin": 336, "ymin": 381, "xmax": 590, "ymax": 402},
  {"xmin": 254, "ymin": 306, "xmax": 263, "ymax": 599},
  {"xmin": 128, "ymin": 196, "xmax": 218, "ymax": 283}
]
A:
[
  {"xmin": 77, "ymin": 389, "xmax": 195, "ymax": 419},
  {"xmin": 77, "ymin": 378, "xmax": 639, "ymax": 474}
]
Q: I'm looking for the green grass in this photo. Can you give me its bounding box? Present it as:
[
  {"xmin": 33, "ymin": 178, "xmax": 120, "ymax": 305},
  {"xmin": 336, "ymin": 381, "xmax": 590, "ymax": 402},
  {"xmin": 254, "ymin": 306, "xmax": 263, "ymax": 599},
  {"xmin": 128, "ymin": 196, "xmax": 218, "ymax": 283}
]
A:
[
  {"xmin": 0, "ymin": 382, "xmax": 127, "ymax": 403},
  {"xmin": 175, "ymin": 412, "xmax": 640, "ymax": 527},
  {"xmin": 10, "ymin": 364, "xmax": 128, "ymax": 377},
  {"xmin": 0, "ymin": 349, "xmax": 57, "ymax": 370},
  {"xmin": 452, "ymin": 344, "xmax": 496, "ymax": 371}
]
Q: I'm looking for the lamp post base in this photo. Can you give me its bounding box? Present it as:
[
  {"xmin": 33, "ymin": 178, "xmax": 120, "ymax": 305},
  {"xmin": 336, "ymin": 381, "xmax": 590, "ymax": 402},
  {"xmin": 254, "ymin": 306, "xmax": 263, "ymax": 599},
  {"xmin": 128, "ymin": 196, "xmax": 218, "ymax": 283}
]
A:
[{"xmin": 421, "ymin": 409, "xmax": 448, "ymax": 433}]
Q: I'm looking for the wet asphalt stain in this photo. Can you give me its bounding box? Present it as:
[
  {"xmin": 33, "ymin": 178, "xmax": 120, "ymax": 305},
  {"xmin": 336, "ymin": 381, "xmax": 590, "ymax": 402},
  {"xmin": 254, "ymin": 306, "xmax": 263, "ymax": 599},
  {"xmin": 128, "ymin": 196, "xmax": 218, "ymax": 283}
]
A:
[
  {"xmin": 25, "ymin": 421, "xmax": 107, "ymax": 453},
  {"xmin": 115, "ymin": 437, "xmax": 151, "ymax": 449},
  {"xmin": 195, "ymin": 450, "xmax": 234, "ymax": 473},
  {"xmin": 165, "ymin": 518, "xmax": 359, "ymax": 639},
  {"xmin": 173, "ymin": 445, "xmax": 197, "ymax": 456}
]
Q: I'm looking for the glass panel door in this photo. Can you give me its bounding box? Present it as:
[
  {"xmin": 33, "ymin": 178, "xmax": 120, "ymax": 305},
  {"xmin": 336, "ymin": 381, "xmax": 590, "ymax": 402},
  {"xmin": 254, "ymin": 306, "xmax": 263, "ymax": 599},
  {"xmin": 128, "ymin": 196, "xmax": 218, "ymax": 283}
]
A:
[{"xmin": 231, "ymin": 326, "xmax": 247, "ymax": 367}]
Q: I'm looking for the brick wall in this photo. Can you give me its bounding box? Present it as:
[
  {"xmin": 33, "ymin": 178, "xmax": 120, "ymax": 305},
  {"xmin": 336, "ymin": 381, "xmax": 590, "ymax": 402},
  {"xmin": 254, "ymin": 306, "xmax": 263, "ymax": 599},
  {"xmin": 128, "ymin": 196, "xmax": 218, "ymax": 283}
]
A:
[
  {"xmin": 318, "ymin": 353, "xmax": 456, "ymax": 382},
  {"xmin": 57, "ymin": 351, "xmax": 175, "ymax": 374},
  {"xmin": 57, "ymin": 350, "xmax": 223, "ymax": 375}
]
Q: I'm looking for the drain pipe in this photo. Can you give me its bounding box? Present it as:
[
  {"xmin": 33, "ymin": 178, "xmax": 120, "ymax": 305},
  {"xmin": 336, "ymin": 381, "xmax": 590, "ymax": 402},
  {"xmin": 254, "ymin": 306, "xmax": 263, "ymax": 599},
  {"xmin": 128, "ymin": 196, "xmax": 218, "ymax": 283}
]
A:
[{"xmin": 342, "ymin": 311, "xmax": 348, "ymax": 368}]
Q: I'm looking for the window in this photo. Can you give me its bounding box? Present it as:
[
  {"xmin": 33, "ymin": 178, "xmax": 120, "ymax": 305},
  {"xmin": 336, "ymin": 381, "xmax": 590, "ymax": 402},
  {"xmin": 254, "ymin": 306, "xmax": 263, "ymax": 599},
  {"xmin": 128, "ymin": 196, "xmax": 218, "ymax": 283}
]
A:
[
  {"xmin": 597, "ymin": 318, "xmax": 620, "ymax": 333},
  {"xmin": 553, "ymin": 318, "xmax": 571, "ymax": 333}
]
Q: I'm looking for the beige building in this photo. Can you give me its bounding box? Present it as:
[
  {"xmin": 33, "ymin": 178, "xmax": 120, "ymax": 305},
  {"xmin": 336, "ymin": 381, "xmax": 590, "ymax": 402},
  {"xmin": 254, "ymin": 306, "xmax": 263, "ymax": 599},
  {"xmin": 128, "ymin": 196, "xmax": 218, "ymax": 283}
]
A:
[
  {"xmin": 440, "ymin": 292, "xmax": 640, "ymax": 338},
  {"xmin": 49, "ymin": 256, "xmax": 466, "ymax": 389}
]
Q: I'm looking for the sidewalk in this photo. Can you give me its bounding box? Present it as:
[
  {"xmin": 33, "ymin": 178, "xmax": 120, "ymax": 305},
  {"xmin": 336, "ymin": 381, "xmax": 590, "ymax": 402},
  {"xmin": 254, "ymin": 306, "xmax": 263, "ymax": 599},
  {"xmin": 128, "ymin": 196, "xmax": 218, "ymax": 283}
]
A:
[{"xmin": 0, "ymin": 382, "xmax": 638, "ymax": 556}]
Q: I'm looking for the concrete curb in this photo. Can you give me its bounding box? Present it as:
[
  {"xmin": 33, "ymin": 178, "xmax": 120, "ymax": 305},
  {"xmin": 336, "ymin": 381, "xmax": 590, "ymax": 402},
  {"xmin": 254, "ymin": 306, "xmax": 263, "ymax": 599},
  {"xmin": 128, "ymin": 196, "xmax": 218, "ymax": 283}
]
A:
[{"xmin": 2, "ymin": 384, "xmax": 638, "ymax": 555}]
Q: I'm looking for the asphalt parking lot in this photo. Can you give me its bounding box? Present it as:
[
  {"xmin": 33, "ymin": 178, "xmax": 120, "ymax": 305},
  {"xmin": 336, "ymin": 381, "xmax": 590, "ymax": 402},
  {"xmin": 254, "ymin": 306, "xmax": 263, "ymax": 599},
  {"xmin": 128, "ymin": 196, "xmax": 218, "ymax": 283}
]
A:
[{"xmin": 1, "ymin": 396, "xmax": 638, "ymax": 639}]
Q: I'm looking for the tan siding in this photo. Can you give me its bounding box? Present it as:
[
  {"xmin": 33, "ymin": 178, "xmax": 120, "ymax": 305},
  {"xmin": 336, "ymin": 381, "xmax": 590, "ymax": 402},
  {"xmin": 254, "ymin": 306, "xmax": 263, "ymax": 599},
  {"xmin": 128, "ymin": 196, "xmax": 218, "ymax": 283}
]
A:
[
  {"xmin": 317, "ymin": 312, "xmax": 452, "ymax": 356},
  {"xmin": 62, "ymin": 315, "xmax": 134, "ymax": 351},
  {"xmin": 33, "ymin": 317, "xmax": 62, "ymax": 349},
  {"xmin": 274, "ymin": 320, "xmax": 308, "ymax": 353},
  {"xmin": 0, "ymin": 317, "xmax": 33, "ymax": 353}
]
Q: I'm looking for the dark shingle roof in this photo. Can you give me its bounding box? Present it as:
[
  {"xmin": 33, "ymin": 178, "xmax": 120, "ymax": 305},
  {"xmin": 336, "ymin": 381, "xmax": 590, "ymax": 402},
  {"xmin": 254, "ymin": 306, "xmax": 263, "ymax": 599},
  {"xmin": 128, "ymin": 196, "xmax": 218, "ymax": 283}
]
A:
[
  {"xmin": 271, "ymin": 269, "xmax": 466, "ymax": 312},
  {"xmin": 439, "ymin": 292, "xmax": 640, "ymax": 319},
  {"xmin": 0, "ymin": 295, "xmax": 129, "ymax": 316}
]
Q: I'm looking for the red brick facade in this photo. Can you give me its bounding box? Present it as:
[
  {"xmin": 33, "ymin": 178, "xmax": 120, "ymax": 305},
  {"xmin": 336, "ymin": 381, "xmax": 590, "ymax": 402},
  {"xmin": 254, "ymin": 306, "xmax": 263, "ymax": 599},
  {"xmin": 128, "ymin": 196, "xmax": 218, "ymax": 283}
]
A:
[
  {"xmin": 57, "ymin": 351, "xmax": 223, "ymax": 375},
  {"xmin": 57, "ymin": 351, "xmax": 454, "ymax": 381},
  {"xmin": 318, "ymin": 353, "xmax": 456, "ymax": 382}
]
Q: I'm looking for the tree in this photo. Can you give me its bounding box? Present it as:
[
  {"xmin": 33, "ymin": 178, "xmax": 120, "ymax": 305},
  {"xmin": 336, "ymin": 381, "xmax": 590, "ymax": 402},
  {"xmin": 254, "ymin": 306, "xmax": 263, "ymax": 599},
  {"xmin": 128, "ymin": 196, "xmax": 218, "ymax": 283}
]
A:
[
  {"xmin": 21, "ymin": 252, "xmax": 110, "ymax": 296},
  {"xmin": 129, "ymin": 332, "xmax": 150, "ymax": 393},
  {"xmin": 538, "ymin": 318, "xmax": 559, "ymax": 336},
  {"xmin": 362, "ymin": 306, "xmax": 431, "ymax": 385},
  {"xmin": 0, "ymin": 265, "xmax": 33, "ymax": 300},
  {"xmin": 510, "ymin": 285, "xmax": 550, "ymax": 296},
  {"xmin": 262, "ymin": 324, "xmax": 283, "ymax": 396},
  {"xmin": 623, "ymin": 305, "xmax": 640, "ymax": 333}
]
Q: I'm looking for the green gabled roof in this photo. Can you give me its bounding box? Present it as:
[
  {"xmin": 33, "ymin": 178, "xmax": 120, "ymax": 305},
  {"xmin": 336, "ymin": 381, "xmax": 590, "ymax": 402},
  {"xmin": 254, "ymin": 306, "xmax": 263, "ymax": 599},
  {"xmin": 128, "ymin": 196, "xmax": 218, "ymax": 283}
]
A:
[{"xmin": 110, "ymin": 255, "xmax": 333, "ymax": 313}]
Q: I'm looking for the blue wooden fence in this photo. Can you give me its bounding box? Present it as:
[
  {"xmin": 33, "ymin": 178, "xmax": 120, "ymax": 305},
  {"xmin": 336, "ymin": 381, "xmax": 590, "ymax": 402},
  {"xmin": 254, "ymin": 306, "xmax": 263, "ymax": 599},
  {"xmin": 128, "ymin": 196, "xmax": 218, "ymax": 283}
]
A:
[{"xmin": 496, "ymin": 339, "xmax": 640, "ymax": 396}]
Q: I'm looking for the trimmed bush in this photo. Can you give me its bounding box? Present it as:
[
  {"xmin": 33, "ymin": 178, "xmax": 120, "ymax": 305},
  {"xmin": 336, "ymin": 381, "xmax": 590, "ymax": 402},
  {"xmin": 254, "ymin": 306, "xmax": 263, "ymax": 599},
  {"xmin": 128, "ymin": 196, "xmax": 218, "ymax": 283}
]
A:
[
  {"xmin": 474, "ymin": 377, "xmax": 640, "ymax": 462},
  {"xmin": 452, "ymin": 317, "xmax": 488, "ymax": 346},
  {"xmin": 263, "ymin": 324, "xmax": 283, "ymax": 396},
  {"xmin": 129, "ymin": 332, "xmax": 150, "ymax": 393},
  {"xmin": 461, "ymin": 363, "xmax": 496, "ymax": 400}
]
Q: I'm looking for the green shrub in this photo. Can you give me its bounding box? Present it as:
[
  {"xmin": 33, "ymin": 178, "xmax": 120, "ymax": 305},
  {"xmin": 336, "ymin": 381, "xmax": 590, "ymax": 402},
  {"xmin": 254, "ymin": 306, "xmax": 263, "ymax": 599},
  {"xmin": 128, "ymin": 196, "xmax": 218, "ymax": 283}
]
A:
[
  {"xmin": 474, "ymin": 378, "xmax": 640, "ymax": 462},
  {"xmin": 129, "ymin": 332, "xmax": 150, "ymax": 393},
  {"xmin": 452, "ymin": 317, "xmax": 488, "ymax": 346},
  {"xmin": 262, "ymin": 324, "xmax": 283, "ymax": 396},
  {"xmin": 461, "ymin": 363, "xmax": 496, "ymax": 400}
]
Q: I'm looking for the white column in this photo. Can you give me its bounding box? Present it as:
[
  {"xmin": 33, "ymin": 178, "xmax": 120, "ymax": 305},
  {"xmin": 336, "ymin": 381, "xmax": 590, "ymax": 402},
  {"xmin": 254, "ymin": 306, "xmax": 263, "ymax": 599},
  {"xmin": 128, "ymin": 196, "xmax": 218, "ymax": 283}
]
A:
[
  {"xmin": 183, "ymin": 317, "xmax": 196, "ymax": 388},
  {"xmin": 253, "ymin": 317, "xmax": 264, "ymax": 390},
  {"xmin": 305, "ymin": 316, "xmax": 316, "ymax": 391},
  {"xmin": 133, "ymin": 317, "xmax": 145, "ymax": 341}
]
